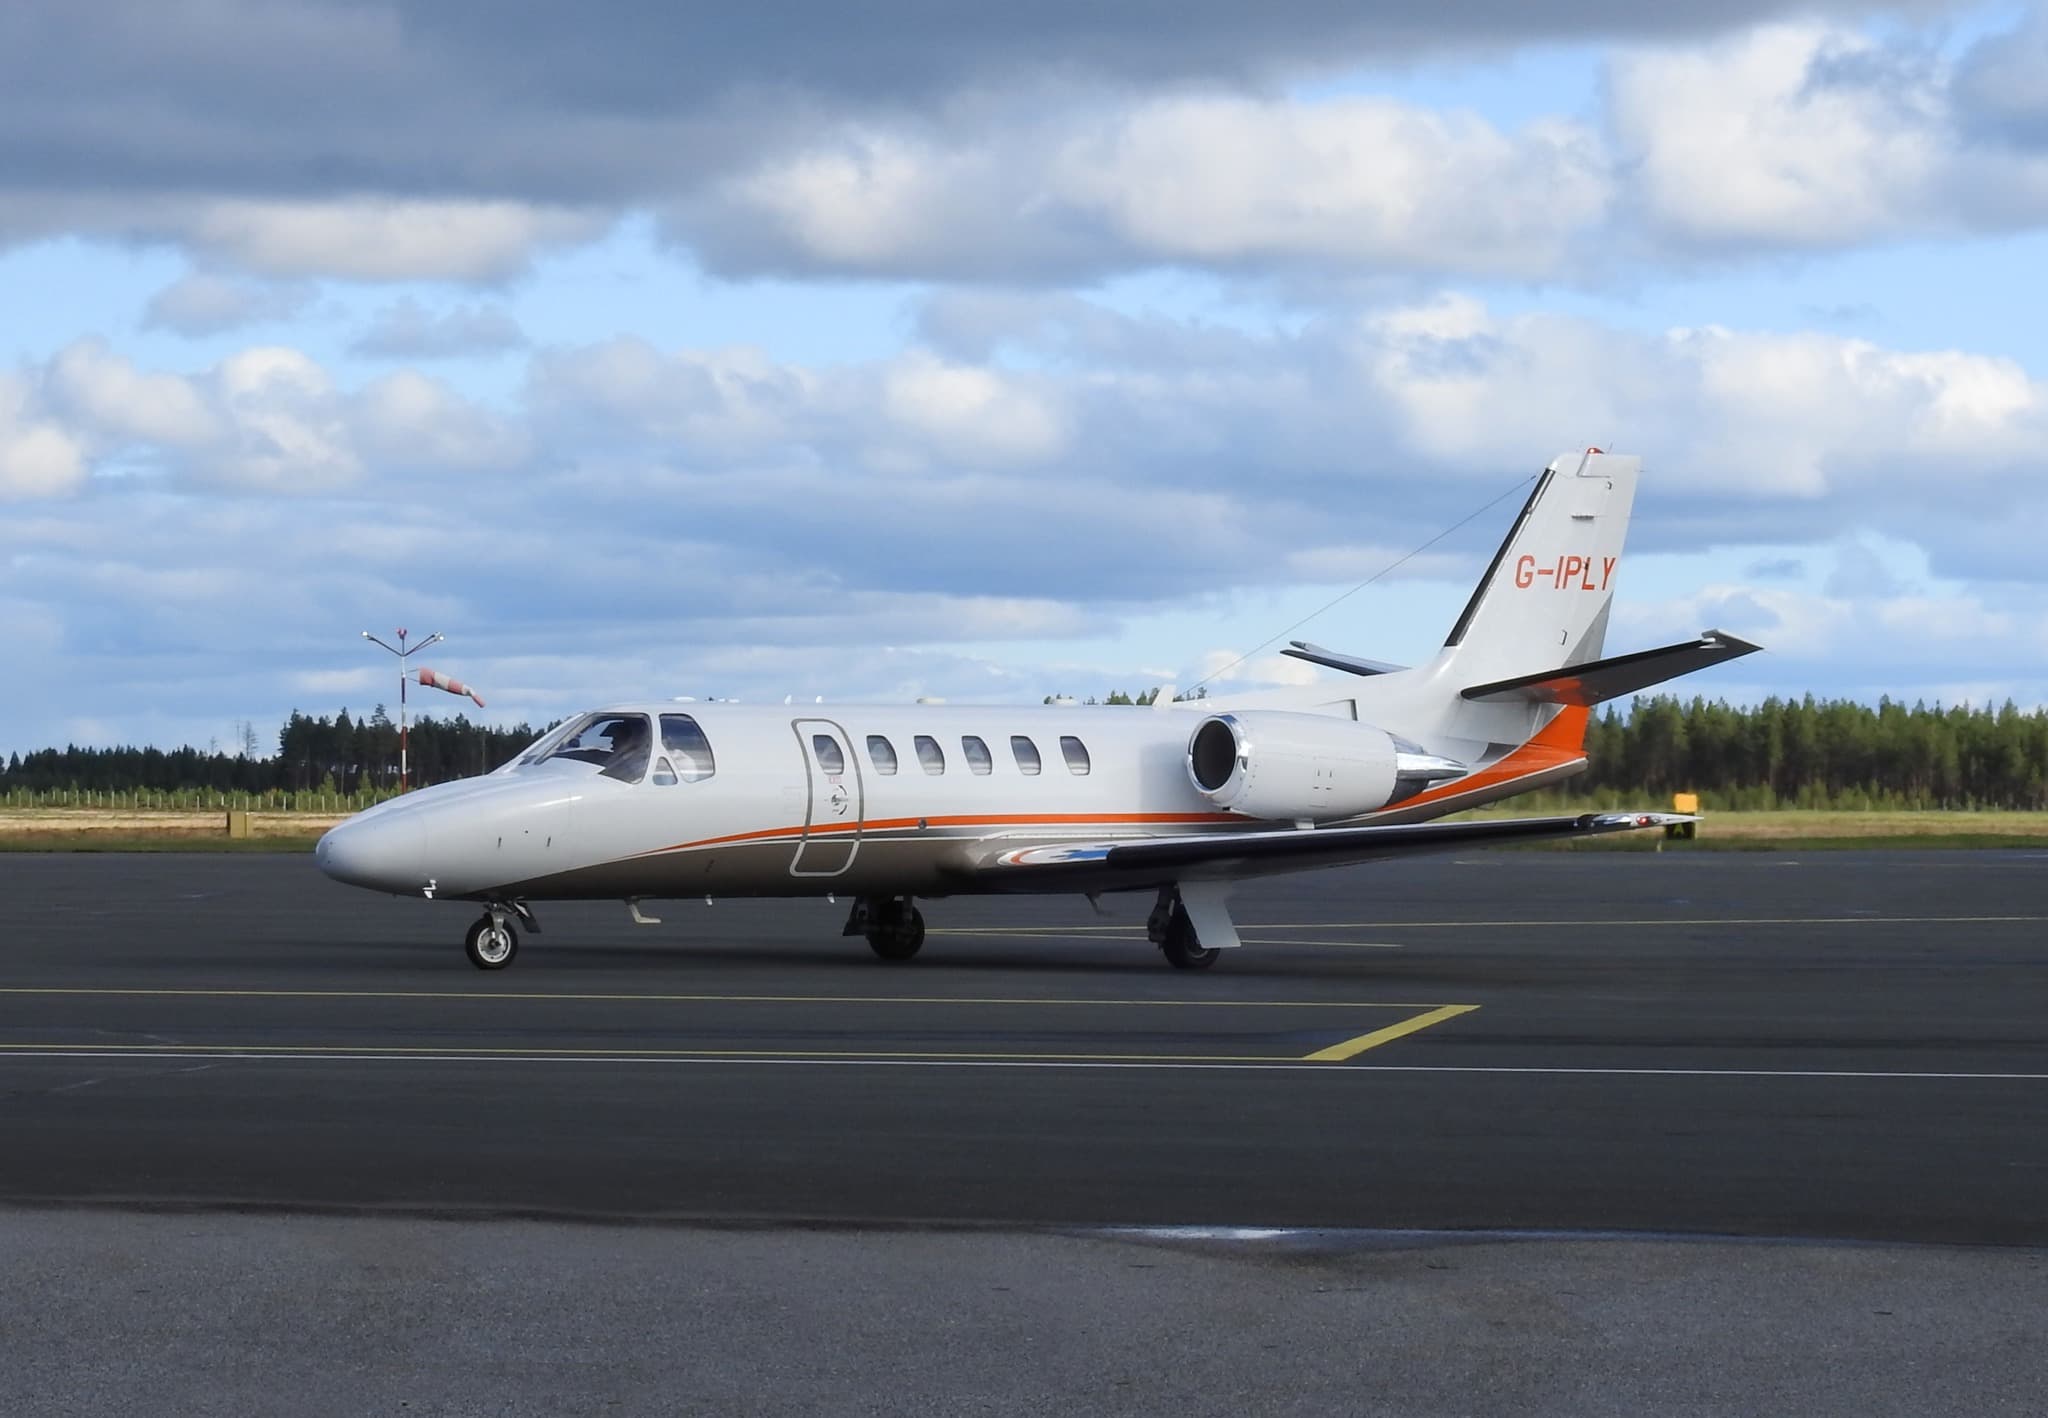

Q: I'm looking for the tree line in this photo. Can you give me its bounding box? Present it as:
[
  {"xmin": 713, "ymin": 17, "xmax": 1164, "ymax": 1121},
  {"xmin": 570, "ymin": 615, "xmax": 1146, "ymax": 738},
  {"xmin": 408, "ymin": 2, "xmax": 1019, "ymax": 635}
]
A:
[
  {"xmin": 1578, "ymin": 695, "xmax": 2048, "ymax": 810},
  {"xmin": 0, "ymin": 707, "xmax": 543, "ymax": 796},
  {"xmin": 6, "ymin": 695, "xmax": 2048, "ymax": 810}
]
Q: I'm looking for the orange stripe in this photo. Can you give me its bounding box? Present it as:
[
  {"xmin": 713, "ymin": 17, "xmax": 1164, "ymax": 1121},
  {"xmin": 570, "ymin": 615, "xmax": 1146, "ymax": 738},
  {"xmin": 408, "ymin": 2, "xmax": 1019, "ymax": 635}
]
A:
[
  {"xmin": 1392, "ymin": 704, "xmax": 1590, "ymax": 812},
  {"xmin": 637, "ymin": 811, "xmax": 1240, "ymax": 858}
]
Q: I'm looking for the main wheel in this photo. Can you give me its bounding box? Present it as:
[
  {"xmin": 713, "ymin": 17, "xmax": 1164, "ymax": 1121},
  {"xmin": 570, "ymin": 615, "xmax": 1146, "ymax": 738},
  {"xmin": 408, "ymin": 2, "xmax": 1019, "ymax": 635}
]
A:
[
  {"xmin": 464, "ymin": 915, "xmax": 518, "ymax": 970},
  {"xmin": 866, "ymin": 903, "xmax": 926, "ymax": 961},
  {"xmin": 1159, "ymin": 906, "xmax": 1219, "ymax": 970}
]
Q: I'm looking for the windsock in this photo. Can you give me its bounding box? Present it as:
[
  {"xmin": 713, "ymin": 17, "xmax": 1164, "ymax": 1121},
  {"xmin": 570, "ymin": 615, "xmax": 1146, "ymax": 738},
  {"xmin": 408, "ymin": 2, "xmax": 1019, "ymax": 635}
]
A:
[{"xmin": 415, "ymin": 666, "xmax": 485, "ymax": 707}]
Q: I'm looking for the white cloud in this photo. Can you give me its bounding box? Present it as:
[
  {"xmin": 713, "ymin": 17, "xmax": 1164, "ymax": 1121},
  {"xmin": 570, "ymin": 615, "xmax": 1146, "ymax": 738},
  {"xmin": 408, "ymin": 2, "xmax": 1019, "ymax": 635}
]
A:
[
  {"xmin": 1195, "ymin": 649, "xmax": 1324, "ymax": 687},
  {"xmin": 879, "ymin": 353, "xmax": 1068, "ymax": 467},
  {"xmin": 1349, "ymin": 296, "xmax": 2045, "ymax": 499},
  {"xmin": 530, "ymin": 338, "xmax": 821, "ymax": 456},
  {"xmin": 351, "ymin": 299, "xmax": 526, "ymax": 358},
  {"xmin": 290, "ymin": 668, "xmax": 382, "ymax": 695},
  {"xmin": 1047, "ymin": 97, "xmax": 1610, "ymax": 276},
  {"xmin": 48, "ymin": 337, "xmax": 221, "ymax": 446},
  {"xmin": 1612, "ymin": 22, "xmax": 2048, "ymax": 249},
  {"xmin": 208, "ymin": 346, "xmax": 358, "ymax": 488},
  {"xmin": 0, "ymin": 423, "xmax": 87, "ymax": 500},
  {"xmin": 4, "ymin": 294, "xmax": 2046, "ymax": 751},
  {"xmin": 0, "ymin": 373, "xmax": 88, "ymax": 500},
  {"xmin": 7, "ymin": 341, "xmax": 524, "ymax": 494},
  {"xmin": 142, "ymin": 272, "xmax": 314, "ymax": 336},
  {"xmin": 1629, "ymin": 578, "xmax": 2048, "ymax": 680},
  {"xmin": 181, "ymin": 199, "xmax": 608, "ymax": 282},
  {"xmin": 683, "ymin": 93, "xmax": 1610, "ymax": 280},
  {"xmin": 356, "ymin": 371, "xmax": 529, "ymax": 472}
]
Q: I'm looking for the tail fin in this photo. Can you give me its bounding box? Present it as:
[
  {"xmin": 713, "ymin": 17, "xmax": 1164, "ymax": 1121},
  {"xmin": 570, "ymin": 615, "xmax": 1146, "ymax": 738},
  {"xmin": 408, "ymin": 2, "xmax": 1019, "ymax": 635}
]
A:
[{"xmin": 1438, "ymin": 449, "xmax": 1638, "ymax": 688}]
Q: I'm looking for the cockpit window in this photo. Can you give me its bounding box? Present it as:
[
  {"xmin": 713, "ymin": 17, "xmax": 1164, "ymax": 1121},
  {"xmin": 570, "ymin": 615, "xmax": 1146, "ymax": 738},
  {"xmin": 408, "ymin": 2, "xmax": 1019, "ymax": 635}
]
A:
[
  {"xmin": 660, "ymin": 714, "xmax": 716, "ymax": 783},
  {"xmin": 534, "ymin": 712, "xmax": 653, "ymax": 783},
  {"xmin": 514, "ymin": 717, "xmax": 584, "ymax": 767},
  {"xmin": 961, "ymin": 735, "xmax": 992, "ymax": 775}
]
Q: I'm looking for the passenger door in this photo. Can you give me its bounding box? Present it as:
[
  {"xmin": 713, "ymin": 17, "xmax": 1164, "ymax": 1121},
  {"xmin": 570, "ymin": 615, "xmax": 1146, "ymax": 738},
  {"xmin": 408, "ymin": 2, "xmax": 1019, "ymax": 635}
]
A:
[{"xmin": 790, "ymin": 718, "xmax": 863, "ymax": 876}]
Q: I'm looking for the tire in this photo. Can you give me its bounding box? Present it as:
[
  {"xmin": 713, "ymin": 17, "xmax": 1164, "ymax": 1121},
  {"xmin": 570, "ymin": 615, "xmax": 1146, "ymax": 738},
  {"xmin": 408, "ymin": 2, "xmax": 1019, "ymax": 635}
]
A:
[
  {"xmin": 1160, "ymin": 937, "xmax": 1220, "ymax": 969},
  {"xmin": 465, "ymin": 916, "xmax": 518, "ymax": 970},
  {"xmin": 867, "ymin": 904, "xmax": 926, "ymax": 961},
  {"xmin": 1159, "ymin": 906, "xmax": 1219, "ymax": 970}
]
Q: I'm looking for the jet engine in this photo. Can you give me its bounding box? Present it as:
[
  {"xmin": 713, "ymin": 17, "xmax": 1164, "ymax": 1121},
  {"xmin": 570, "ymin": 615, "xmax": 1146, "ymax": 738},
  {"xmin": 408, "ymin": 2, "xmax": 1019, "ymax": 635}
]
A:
[{"xmin": 1185, "ymin": 711, "xmax": 1466, "ymax": 822}]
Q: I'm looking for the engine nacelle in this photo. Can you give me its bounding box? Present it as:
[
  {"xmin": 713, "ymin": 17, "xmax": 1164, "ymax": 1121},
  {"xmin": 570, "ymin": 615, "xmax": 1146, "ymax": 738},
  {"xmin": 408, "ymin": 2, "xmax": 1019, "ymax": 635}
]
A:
[{"xmin": 1185, "ymin": 711, "xmax": 1465, "ymax": 822}]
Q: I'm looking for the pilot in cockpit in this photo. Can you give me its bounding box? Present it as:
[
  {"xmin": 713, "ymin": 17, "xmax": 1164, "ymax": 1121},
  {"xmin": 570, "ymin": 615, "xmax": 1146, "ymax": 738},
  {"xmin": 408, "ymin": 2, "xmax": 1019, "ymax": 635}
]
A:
[{"xmin": 599, "ymin": 715, "xmax": 652, "ymax": 783}]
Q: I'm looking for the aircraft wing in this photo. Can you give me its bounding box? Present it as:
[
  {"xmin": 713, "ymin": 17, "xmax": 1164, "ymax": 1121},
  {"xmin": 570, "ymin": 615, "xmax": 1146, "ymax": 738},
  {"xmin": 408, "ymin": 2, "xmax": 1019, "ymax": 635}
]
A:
[{"xmin": 957, "ymin": 812, "xmax": 1692, "ymax": 887}]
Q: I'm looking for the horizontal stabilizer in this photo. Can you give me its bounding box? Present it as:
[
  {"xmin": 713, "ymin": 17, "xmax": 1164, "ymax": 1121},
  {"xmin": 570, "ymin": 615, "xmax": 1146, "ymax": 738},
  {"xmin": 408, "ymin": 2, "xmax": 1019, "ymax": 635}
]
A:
[
  {"xmin": 1280, "ymin": 641, "xmax": 1407, "ymax": 678},
  {"xmin": 1460, "ymin": 630, "xmax": 1760, "ymax": 706}
]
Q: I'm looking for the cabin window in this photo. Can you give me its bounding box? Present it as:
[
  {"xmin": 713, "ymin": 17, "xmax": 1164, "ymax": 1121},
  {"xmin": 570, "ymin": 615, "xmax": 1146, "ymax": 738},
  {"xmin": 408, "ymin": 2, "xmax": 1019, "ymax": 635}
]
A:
[
  {"xmin": 961, "ymin": 735, "xmax": 993, "ymax": 775},
  {"xmin": 811, "ymin": 734, "xmax": 846, "ymax": 775},
  {"xmin": 914, "ymin": 734, "xmax": 946, "ymax": 775},
  {"xmin": 867, "ymin": 735, "xmax": 899, "ymax": 775},
  {"xmin": 1011, "ymin": 735, "xmax": 1042, "ymax": 775},
  {"xmin": 1060, "ymin": 735, "xmax": 1091, "ymax": 775},
  {"xmin": 659, "ymin": 714, "xmax": 716, "ymax": 782}
]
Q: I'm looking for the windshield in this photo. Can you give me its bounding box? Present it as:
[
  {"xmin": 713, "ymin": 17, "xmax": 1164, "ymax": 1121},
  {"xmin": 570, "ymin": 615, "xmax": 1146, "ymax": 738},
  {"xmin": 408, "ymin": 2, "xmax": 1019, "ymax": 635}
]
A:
[{"xmin": 528, "ymin": 711, "xmax": 654, "ymax": 783}]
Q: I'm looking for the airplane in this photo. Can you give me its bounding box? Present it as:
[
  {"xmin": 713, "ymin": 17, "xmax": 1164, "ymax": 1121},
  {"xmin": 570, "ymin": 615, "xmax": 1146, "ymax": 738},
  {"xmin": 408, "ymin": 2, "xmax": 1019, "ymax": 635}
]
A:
[{"xmin": 316, "ymin": 449, "xmax": 1759, "ymax": 970}]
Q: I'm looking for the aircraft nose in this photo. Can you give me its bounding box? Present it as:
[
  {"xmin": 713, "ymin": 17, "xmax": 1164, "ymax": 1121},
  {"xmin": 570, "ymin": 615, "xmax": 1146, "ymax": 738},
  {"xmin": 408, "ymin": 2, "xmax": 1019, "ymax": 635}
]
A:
[{"xmin": 316, "ymin": 812, "xmax": 428, "ymax": 894}]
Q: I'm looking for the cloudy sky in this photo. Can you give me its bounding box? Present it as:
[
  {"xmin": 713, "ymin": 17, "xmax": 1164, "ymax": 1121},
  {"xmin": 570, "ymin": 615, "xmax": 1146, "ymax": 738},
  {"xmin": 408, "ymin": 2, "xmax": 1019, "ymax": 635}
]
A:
[{"xmin": 5, "ymin": 0, "xmax": 2047, "ymax": 754}]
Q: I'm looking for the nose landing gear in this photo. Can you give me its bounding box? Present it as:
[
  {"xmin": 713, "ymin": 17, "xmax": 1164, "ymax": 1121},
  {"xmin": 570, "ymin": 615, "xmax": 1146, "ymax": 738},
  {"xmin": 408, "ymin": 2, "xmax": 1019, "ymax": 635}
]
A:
[
  {"xmin": 463, "ymin": 900, "xmax": 539, "ymax": 970},
  {"xmin": 464, "ymin": 914, "xmax": 517, "ymax": 969}
]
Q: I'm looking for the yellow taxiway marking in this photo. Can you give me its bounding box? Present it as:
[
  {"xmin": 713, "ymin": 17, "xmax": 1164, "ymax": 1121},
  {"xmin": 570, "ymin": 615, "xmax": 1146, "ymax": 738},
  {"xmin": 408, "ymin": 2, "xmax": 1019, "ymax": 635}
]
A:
[
  {"xmin": 0, "ymin": 986, "xmax": 1442, "ymax": 1011},
  {"xmin": 1302, "ymin": 1004, "xmax": 1481, "ymax": 1062},
  {"xmin": 938, "ymin": 914, "xmax": 2048, "ymax": 933}
]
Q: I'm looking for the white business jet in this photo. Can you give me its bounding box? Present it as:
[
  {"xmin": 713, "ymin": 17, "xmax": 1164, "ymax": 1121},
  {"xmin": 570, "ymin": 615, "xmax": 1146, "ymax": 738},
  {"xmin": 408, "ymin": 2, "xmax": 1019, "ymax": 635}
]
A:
[{"xmin": 317, "ymin": 450, "xmax": 1756, "ymax": 970}]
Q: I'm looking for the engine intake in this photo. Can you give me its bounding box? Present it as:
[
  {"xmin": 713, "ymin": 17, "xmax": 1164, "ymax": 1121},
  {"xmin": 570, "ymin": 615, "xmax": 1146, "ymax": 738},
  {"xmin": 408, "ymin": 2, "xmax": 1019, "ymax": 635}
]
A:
[{"xmin": 1186, "ymin": 711, "xmax": 1465, "ymax": 822}]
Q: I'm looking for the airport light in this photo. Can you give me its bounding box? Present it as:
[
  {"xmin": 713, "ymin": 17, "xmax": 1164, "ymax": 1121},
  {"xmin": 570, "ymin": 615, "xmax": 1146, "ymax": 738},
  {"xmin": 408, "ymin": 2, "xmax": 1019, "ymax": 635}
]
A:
[{"xmin": 360, "ymin": 628, "xmax": 442, "ymax": 791}]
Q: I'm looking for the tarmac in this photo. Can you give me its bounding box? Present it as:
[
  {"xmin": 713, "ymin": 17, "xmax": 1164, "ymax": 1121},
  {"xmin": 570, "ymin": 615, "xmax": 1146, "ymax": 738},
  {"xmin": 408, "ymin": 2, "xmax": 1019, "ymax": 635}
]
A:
[{"xmin": 1, "ymin": 848, "xmax": 2044, "ymax": 1413}]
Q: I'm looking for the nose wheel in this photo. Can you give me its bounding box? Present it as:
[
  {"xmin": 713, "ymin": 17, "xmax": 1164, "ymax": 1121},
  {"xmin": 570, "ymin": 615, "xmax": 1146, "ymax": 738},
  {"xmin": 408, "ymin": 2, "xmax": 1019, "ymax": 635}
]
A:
[{"xmin": 464, "ymin": 913, "xmax": 519, "ymax": 970}]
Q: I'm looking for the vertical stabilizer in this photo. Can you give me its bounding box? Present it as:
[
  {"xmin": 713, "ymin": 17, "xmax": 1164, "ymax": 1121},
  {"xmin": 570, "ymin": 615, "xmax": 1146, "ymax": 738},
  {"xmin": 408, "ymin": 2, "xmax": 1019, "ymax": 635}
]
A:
[{"xmin": 1438, "ymin": 450, "xmax": 1639, "ymax": 689}]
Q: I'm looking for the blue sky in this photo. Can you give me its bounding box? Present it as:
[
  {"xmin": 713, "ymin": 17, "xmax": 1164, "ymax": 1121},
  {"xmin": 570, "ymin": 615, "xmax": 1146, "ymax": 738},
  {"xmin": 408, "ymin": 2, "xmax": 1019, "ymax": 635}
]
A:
[{"xmin": 4, "ymin": 1, "xmax": 2047, "ymax": 753}]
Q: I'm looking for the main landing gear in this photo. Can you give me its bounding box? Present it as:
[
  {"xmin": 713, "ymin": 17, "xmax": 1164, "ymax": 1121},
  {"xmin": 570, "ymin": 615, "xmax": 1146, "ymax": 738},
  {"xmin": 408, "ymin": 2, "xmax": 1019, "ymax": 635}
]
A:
[
  {"xmin": 1149, "ymin": 887, "xmax": 1221, "ymax": 970},
  {"xmin": 844, "ymin": 896, "xmax": 927, "ymax": 961},
  {"xmin": 464, "ymin": 901, "xmax": 538, "ymax": 970}
]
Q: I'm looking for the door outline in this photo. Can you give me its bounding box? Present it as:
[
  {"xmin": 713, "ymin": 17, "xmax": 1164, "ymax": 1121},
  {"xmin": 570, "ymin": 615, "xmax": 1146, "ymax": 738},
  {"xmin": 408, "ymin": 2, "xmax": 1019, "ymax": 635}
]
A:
[{"xmin": 790, "ymin": 718, "xmax": 864, "ymax": 877}]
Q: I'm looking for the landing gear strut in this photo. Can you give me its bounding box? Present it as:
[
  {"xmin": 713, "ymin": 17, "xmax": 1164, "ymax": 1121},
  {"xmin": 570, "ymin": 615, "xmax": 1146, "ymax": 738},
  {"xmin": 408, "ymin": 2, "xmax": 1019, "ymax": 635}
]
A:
[
  {"xmin": 847, "ymin": 896, "xmax": 926, "ymax": 961},
  {"xmin": 1149, "ymin": 888, "xmax": 1220, "ymax": 970},
  {"xmin": 464, "ymin": 912, "xmax": 518, "ymax": 970}
]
